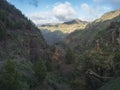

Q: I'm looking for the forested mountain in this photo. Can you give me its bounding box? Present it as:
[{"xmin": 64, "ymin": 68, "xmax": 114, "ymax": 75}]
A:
[
  {"xmin": 66, "ymin": 10, "xmax": 120, "ymax": 52},
  {"xmin": 65, "ymin": 10, "xmax": 120, "ymax": 90},
  {"xmin": 0, "ymin": 0, "xmax": 120, "ymax": 90},
  {"xmin": 0, "ymin": 0, "xmax": 50, "ymax": 62},
  {"xmin": 0, "ymin": 0, "xmax": 50, "ymax": 89}
]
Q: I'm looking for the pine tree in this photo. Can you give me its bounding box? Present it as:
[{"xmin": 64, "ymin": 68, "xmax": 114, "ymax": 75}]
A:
[
  {"xmin": 65, "ymin": 48, "xmax": 75, "ymax": 64},
  {"xmin": 33, "ymin": 59, "xmax": 47, "ymax": 84},
  {"xmin": 0, "ymin": 60, "xmax": 21, "ymax": 90}
]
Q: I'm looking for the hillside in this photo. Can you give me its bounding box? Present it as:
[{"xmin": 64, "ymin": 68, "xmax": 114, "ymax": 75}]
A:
[
  {"xmin": 0, "ymin": 0, "xmax": 50, "ymax": 62},
  {"xmin": 66, "ymin": 10, "xmax": 120, "ymax": 52},
  {"xmin": 0, "ymin": 0, "xmax": 51, "ymax": 89},
  {"xmin": 39, "ymin": 19, "xmax": 88, "ymax": 34},
  {"xmin": 39, "ymin": 19, "xmax": 88, "ymax": 45},
  {"xmin": 95, "ymin": 10, "xmax": 120, "ymax": 22},
  {"xmin": 1, "ymin": 0, "xmax": 120, "ymax": 90},
  {"xmin": 41, "ymin": 29, "xmax": 66, "ymax": 45},
  {"xmin": 64, "ymin": 10, "xmax": 120, "ymax": 90}
]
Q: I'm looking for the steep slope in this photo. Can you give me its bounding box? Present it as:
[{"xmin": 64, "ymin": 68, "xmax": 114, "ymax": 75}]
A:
[
  {"xmin": 0, "ymin": 0, "xmax": 49, "ymax": 62},
  {"xmin": 64, "ymin": 10, "xmax": 120, "ymax": 90},
  {"xmin": 0, "ymin": 0, "xmax": 53, "ymax": 90}
]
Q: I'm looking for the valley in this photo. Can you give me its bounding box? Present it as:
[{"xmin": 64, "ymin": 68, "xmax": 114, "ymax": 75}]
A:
[
  {"xmin": 38, "ymin": 19, "xmax": 88, "ymax": 45},
  {"xmin": 0, "ymin": 0, "xmax": 120, "ymax": 90}
]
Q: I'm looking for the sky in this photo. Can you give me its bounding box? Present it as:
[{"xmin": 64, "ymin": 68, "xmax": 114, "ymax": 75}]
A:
[{"xmin": 7, "ymin": 0, "xmax": 120, "ymax": 25}]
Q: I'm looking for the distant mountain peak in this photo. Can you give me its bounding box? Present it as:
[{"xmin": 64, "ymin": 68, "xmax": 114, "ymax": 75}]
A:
[
  {"xmin": 63, "ymin": 19, "xmax": 88, "ymax": 24},
  {"xmin": 38, "ymin": 18, "xmax": 88, "ymax": 34}
]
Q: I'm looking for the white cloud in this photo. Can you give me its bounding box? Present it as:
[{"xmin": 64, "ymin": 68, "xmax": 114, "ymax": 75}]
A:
[
  {"xmin": 28, "ymin": 12, "xmax": 61, "ymax": 25},
  {"xmin": 27, "ymin": 1, "xmax": 114, "ymax": 25},
  {"xmin": 80, "ymin": 3, "xmax": 99, "ymax": 21},
  {"xmin": 80, "ymin": 3, "xmax": 112, "ymax": 21},
  {"xmin": 81, "ymin": 3, "xmax": 96, "ymax": 15},
  {"xmin": 28, "ymin": 2, "xmax": 77, "ymax": 25},
  {"xmin": 53, "ymin": 2, "xmax": 76, "ymax": 22}
]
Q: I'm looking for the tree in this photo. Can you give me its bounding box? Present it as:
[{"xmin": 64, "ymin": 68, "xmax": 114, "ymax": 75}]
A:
[
  {"xmin": 33, "ymin": 59, "xmax": 47, "ymax": 84},
  {"xmin": 70, "ymin": 79, "xmax": 86, "ymax": 90},
  {"xmin": 65, "ymin": 48, "xmax": 75, "ymax": 64},
  {"xmin": 0, "ymin": 60, "xmax": 21, "ymax": 90},
  {"xmin": 0, "ymin": 26, "xmax": 5, "ymax": 40}
]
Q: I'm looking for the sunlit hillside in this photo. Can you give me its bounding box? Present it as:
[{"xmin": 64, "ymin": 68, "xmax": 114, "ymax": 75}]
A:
[{"xmin": 38, "ymin": 19, "xmax": 88, "ymax": 34}]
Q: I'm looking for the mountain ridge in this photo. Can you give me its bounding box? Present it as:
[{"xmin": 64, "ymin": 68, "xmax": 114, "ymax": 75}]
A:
[
  {"xmin": 66, "ymin": 9, "xmax": 120, "ymax": 51},
  {"xmin": 39, "ymin": 18, "xmax": 88, "ymax": 34},
  {"xmin": 38, "ymin": 19, "xmax": 88, "ymax": 45}
]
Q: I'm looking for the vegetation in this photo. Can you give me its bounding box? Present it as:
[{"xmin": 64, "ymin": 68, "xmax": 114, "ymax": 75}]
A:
[
  {"xmin": 65, "ymin": 47, "xmax": 75, "ymax": 64},
  {"xmin": 0, "ymin": 25, "xmax": 5, "ymax": 40},
  {"xmin": 100, "ymin": 78, "xmax": 120, "ymax": 90},
  {"xmin": 0, "ymin": 0, "xmax": 120, "ymax": 90},
  {"xmin": 39, "ymin": 19, "xmax": 88, "ymax": 45},
  {"xmin": 33, "ymin": 59, "xmax": 47, "ymax": 84},
  {"xmin": 0, "ymin": 0, "xmax": 48, "ymax": 89},
  {"xmin": 70, "ymin": 79, "xmax": 86, "ymax": 90},
  {"xmin": 41, "ymin": 29, "xmax": 66, "ymax": 45},
  {"xmin": 0, "ymin": 60, "xmax": 21, "ymax": 90}
]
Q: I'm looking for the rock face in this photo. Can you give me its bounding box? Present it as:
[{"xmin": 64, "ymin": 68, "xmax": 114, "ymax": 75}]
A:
[{"xmin": 0, "ymin": 0, "xmax": 50, "ymax": 62}]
